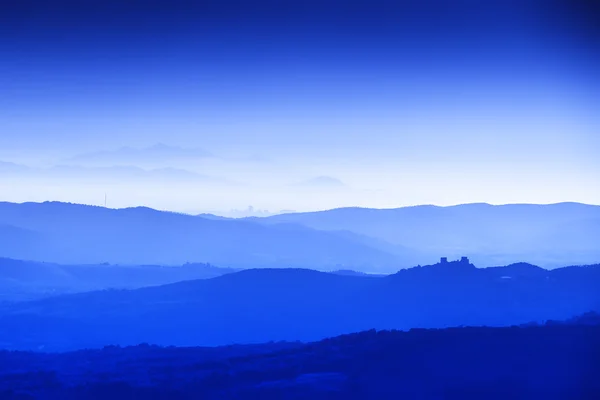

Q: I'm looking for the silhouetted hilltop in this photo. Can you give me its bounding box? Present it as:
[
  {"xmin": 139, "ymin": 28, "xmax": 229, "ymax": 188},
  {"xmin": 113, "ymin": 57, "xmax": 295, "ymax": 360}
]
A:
[
  {"xmin": 395, "ymin": 256, "xmax": 475, "ymax": 275},
  {"xmin": 486, "ymin": 262, "xmax": 547, "ymax": 277},
  {"xmin": 0, "ymin": 262, "xmax": 598, "ymax": 351},
  {"xmin": 563, "ymin": 311, "xmax": 600, "ymax": 325}
]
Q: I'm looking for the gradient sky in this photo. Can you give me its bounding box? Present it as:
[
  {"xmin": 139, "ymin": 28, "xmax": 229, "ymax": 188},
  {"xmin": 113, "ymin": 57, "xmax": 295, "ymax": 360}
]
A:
[{"xmin": 1, "ymin": 0, "xmax": 599, "ymax": 214}]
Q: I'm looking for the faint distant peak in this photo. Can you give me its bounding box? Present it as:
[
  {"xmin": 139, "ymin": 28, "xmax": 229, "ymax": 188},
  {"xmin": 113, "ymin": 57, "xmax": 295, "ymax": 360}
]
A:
[
  {"xmin": 144, "ymin": 143, "xmax": 213, "ymax": 157},
  {"xmin": 148, "ymin": 142, "xmax": 172, "ymax": 151},
  {"xmin": 40, "ymin": 164, "xmax": 231, "ymax": 184},
  {"xmin": 66, "ymin": 143, "xmax": 214, "ymax": 163},
  {"xmin": 295, "ymin": 176, "xmax": 346, "ymax": 188},
  {"xmin": 0, "ymin": 160, "xmax": 30, "ymax": 172},
  {"xmin": 226, "ymin": 154, "xmax": 272, "ymax": 163}
]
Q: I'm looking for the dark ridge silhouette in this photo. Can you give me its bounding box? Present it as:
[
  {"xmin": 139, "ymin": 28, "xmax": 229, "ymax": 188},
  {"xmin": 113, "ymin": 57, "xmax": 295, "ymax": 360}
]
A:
[
  {"xmin": 0, "ymin": 201, "xmax": 403, "ymax": 271},
  {"xmin": 485, "ymin": 262, "xmax": 548, "ymax": 278},
  {"xmin": 0, "ymin": 258, "xmax": 237, "ymax": 301},
  {"xmin": 0, "ymin": 261, "xmax": 598, "ymax": 351},
  {"xmin": 329, "ymin": 269, "xmax": 385, "ymax": 277},
  {"xmin": 253, "ymin": 202, "xmax": 600, "ymax": 268},
  {"xmin": 0, "ymin": 316, "xmax": 598, "ymax": 399}
]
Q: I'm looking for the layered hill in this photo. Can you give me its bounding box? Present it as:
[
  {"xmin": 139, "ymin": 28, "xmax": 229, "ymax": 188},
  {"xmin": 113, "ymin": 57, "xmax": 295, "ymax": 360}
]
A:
[
  {"xmin": 1, "ymin": 319, "xmax": 599, "ymax": 399},
  {"xmin": 254, "ymin": 202, "xmax": 600, "ymax": 267},
  {"xmin": 0, "ymin": 202, "xmax": 404, "ymax": 271},
  {"xmin": 1, "ymin": 260, "xmax": 598, "ymax": 350},
  {"xmin": 3, "ymin": 201, "xmax": 599, "ymax": 271},
  {"xmin": 0, "ymin": 258, "xmax": 236, "ymax": 301}
]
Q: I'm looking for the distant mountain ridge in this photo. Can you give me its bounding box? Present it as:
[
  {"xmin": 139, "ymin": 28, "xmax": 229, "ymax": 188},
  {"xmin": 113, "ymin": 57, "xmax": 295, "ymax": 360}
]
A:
[
  {"xmin": 0, "ymin": 201, "xmax": 403, "ymax": 270},
  {"xmin": 1, "ymin": 201, "xmax": 599, "ymax": 269},
  {"xmin": 252, "ymin": 202, "xmax": 600, "ymax": 268}
]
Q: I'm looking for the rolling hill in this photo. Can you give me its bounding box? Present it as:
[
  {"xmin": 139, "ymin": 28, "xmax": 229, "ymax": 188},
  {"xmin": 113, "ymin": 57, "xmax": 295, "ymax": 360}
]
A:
[
  {"xmin": 1, "ymin": 320, "xmax": 599, "ymax": 399},
  {"xmin": 0, "ymin": 258, "xmax": 236, "ymax": 301},
  {"xmin": 1, "ymin": 260, "xmax": 598, "ymax": 351}
]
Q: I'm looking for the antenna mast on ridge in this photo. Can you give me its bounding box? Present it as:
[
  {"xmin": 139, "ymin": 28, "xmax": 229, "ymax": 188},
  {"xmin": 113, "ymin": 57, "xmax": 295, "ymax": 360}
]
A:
[{"xmin": 104, "ymin": 193, "xmax": 107, "ymax": 208}]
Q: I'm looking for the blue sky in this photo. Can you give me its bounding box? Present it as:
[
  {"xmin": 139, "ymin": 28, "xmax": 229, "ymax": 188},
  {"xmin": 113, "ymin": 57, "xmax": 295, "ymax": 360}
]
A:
[{"xmin": 1, "ymin": 0, "xmax": 598, "ymax": 214}]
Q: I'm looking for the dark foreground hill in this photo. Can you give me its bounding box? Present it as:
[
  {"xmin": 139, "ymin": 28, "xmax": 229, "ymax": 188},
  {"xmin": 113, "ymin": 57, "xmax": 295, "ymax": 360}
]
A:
[
  {"xmin": 0, "ymin": 260, "xmax": 598, "ymax": 351},
  {"xmin": 0, "ymin": 317, "xmax": 599, "ymax": 399},
  {"xmin": 0, "ymin": 258, "xmax": 236, "ymax": 301}
]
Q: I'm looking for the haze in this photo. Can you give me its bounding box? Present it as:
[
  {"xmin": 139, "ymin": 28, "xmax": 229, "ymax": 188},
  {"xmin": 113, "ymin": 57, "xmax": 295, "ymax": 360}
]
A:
[{"xmin": 1, "ymin": 0, "xmax": 599, "ymax": 214}]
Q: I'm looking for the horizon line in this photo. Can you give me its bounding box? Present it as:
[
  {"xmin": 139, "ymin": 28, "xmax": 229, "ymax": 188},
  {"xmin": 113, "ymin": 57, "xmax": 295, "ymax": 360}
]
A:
[{"xmin": 1, "ymin": 199, "xmax": 598, "ymax": 218}]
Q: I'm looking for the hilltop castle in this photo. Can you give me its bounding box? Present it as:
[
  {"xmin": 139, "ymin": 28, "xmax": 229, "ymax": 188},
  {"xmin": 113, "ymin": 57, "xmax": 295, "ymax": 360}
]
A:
[{"xmin": 440, "ymin": 256, "xmax": 470, "ymax": 264}]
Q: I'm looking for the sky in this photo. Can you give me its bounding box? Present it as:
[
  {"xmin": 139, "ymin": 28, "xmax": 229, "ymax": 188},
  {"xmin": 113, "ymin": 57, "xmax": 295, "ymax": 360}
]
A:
[{"xmin": 1, "ymin": 0, "xmax": 599, "ymax": 215}]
